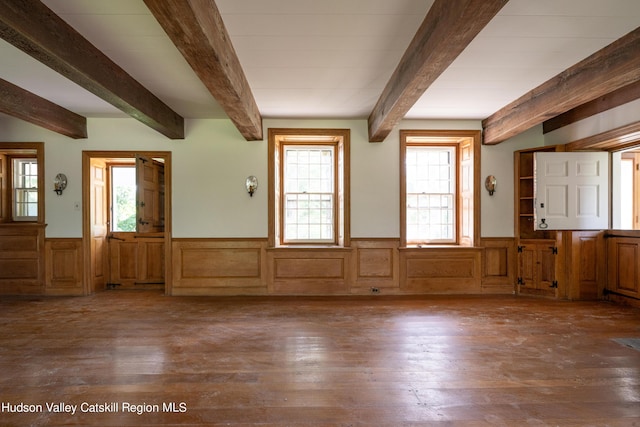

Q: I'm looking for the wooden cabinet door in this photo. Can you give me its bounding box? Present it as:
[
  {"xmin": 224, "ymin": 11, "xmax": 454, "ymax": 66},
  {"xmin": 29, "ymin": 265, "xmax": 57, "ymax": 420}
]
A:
[
  {"xmin": 607, "ymin": 237, "xmax": 640, "ymax": 298},
  {"xmin": 517, "ymin": 241, "xmax": 557, "ymax": 298},
  {"xmin": 517, "ymin": 244, "xmax": 536, "ymax": 291},
  {"xmin": 537, "ymin": 245, "xmax": 557, "ymax": 292}
]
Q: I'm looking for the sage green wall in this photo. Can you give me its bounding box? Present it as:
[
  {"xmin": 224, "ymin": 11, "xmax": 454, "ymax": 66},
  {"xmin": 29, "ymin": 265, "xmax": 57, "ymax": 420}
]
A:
[
  {"xmin": 3, "ymin": 95, "xmax": 635, "ymax": 239},
  {"xmin": 0, "ymin": 115, "xmax": 542, "ymax": 239}
]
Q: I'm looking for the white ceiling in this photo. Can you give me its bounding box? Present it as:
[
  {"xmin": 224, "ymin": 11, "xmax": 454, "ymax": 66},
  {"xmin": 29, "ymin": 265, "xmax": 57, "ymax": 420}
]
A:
[{"xmin": 1, "ymin": 0, "xmax": 640, "ymax": 125}]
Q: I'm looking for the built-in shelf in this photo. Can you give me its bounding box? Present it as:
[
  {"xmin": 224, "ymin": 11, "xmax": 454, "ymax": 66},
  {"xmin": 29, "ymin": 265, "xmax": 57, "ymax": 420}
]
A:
[{"xmin": 515, "ymin": 147, "xmax": 557, "ymax": 240}]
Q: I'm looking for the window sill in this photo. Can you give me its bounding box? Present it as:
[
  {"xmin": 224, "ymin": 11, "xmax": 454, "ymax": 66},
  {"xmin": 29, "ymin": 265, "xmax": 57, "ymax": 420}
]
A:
[
  {"xmin": 399, "ymin": 245, "xmax": 479, "ymax": 251},
  {"xmin": 267, "ymin": 245, "xmax": 351, "ymax": 251},
  {"xmin": 0, "ymin": 222, "xmax": 46, "ymax": 227}
]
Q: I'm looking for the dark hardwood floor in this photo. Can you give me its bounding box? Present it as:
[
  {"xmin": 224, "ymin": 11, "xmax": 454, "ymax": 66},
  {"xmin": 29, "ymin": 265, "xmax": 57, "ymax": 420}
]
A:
[{"xmin": 0, "ymin": 291, "xmax": 639, "ymax": 426}]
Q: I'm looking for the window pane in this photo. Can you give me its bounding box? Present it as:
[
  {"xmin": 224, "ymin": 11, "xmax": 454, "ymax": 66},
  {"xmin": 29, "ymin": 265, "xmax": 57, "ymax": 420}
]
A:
[
  {"xmin": 284, "ymin": 193, "xmax": 334, "ymax": 242},
  {"xmin": 111, "ymin": 166, "xmax": 137, "ymax": 232},
  {"xmin": 14, "ymin": 189, "xmax": 38, "ymax": 217},
  {"xmin": 285, "ymin": 147, "xmax": 334, "ymax": 193},
  {"xmin": 406, "ymin": 146, "xmax": 455, "ymax": 243}
]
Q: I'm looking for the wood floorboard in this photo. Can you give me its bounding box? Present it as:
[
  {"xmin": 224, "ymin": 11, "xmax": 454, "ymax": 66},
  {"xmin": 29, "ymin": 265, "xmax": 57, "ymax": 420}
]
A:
[{"xmin": 0, "ymin": 291, "xmax": 639, "ymax": 426}]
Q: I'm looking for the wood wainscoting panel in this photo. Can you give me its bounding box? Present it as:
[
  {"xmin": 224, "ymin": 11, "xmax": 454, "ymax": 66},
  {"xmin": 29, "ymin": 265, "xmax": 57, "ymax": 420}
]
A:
[
  {"xmin": 480, "ymin": 238, "xmax": 515, "ymax": 294},
  {"xmin": 145, "ymin": 241, "xmax": 165, "ymax": 283},
  {"xmin": 0, "ymin": 259, "xmax": 38, "ymax": 280},
  {"xmin": 485, "ymin": 247, "xmax": 507, "ymax": 275},
  {"xmin": 267, "ymin": 248, "xmax": 351, "ymax": 295},
  {"xmin": 350, "ymin": 238, "xmax": 399, "ymax": 294},
  {"xmin": 116, "ymin": 241, "xmax": 138, "ymax": 281},
  {"xmin": 400, "ymin": 248, "xmax": 482, "ymax": 294},
  {"xmin": 0, "ymin": 224, "xmax": 45, "ymax": 294},
  {"xmin": 274, "ymin": 258, "xmax": 344, "ymax": 279},
  {"xmin": 182, "ymin": 248, "xmax": 260, "ymax": 278},
  {"xmin": 45, "ymin": 238, "xmax": 84, "ymax": 295},
  {"xmin": 607, "ymin": 236, "xmax": 640, "ymax": 300},
  {"xmin": 615, "ymin": 243, "xmax": 638, "ymax": 293},
  {"xmin": 565, "ymin": 231, "xmax": 604, "ymax": 300},
  {"xmin": 357, "ymin": 248, "xmax": 393, "ymax": 277},
  {"xmin": 172, "ymin": 239, "xmax": 267, "ymax": 295}
]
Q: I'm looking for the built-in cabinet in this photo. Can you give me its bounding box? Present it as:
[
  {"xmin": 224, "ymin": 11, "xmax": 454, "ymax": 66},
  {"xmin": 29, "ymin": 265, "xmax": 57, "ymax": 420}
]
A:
[
  {"xmin": 515, "ymin": 147, "xmax": 561, "ymax": 297},
  {"xmin": 514, "ymin": 147, "xmax": 604, "ymax": 300},
  {"xmin": 515, "ymin": 147, "xmax": 560, "ymax": 240}
]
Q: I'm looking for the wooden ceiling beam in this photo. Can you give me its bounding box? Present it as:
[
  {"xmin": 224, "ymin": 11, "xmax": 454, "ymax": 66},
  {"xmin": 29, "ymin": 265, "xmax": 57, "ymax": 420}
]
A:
[
  {"xmin": 0, "ymin": 78, "xmax": 87, "ymax": 139},
  {"xmin": 483, "ymin": 26, "xmax": 640, "ymax": 145},
  {"xmin": 0, "ymin": 0, "xmax": 184, "ymax": 139},
  {"xmin": 367, "ymin": 0, "xmax": 509, "ymax": 143},
  {"xmin": 144, "ymin": 0, "xmax": 263, "ymax": 141}
]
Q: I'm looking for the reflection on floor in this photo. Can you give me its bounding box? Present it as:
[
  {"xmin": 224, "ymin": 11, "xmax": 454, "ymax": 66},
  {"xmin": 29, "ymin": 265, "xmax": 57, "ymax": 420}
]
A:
[{"xmin": 1, "ymin": 291, "xmax": 639, "ymax": 426}]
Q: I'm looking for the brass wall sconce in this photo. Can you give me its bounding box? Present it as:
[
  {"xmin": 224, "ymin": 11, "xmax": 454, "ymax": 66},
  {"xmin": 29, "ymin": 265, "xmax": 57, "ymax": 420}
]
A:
[
  {"xmin": 485, "ymin": 175, "xmax": 497, "ymax": 196},
  {"xmin": 54, "ymin": 173, "xmax": 67, "ymax": 195},
  {"xmin": 246, "ymin": 176, "xmax": 258, "ymax": 197}
]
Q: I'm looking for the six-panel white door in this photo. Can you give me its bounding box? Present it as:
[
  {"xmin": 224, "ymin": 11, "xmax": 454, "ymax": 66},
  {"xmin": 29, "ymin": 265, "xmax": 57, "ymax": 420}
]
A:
[{"xmin": 534, "ymin": 152, "xmax": 609, "ymax": 230}]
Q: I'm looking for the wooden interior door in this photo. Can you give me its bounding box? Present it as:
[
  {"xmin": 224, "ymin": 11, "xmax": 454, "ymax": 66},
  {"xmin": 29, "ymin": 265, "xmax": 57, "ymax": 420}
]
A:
[
  {"xmin": 108, "ymin": 234, "xmax": 164, "ymax": 289},
  {"xmin": 90, "ymin": 158, "xmax": 108, "ymax": 292},
  {"xmin": 84, "ymin": 151, "xmax": 170, "ymax": 294},
  {"xmin": 107, "ymin": 155, "xmax": 165, "ymax": 289},
  {"xmin": 136, "ymin": 155, "xmax": 164, "ymax": 233}
]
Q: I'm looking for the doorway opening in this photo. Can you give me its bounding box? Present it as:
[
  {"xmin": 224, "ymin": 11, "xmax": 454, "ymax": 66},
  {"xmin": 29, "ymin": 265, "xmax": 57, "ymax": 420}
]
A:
[
  {"xmin": 82, "ymin": 151, "xmax": 171, "ymax": 295},
  {"xmin": 614, "ymin": 149, "xmax": 640, "ymax": 230}
]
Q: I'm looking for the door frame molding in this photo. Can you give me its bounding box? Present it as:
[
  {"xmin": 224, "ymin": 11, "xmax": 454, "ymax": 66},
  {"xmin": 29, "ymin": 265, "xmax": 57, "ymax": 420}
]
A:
[{"xmin": 82, "ymin": 151, "xmax": 172, "ymax": 295}]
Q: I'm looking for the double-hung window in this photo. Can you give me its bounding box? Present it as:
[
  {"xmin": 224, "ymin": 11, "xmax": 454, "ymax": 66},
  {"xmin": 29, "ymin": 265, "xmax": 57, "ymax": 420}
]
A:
[
  {"xmin": 13, "ymin": 158, "xmax": 38, "ymax": 221},
  {"xmin": 405, "ymin": 145, "xmax": 457, "ymax": 243},
  {"xmin": 283, "ymin": 145, "xmax": 335, "ymax": 243},
  {"xmin": 0, "ymin": 143, "xmax": 43, "ymax": 223},
  {"xmin": 400, "ymin": 130, "xmax": 479, "ymax": 247},
  {"xmin": 269, "ymin": 129, "xmax": 350, "ymax": 247}
]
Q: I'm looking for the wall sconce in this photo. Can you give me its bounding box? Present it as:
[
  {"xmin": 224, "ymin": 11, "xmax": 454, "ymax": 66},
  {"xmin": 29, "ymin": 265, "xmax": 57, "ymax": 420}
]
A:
[
  {"xmin": 485, "ymin": 175, "xmax": 497, "ymax": 196},
  {"xmin": 53, "ymin": 173, "xmax": 67, "ymax": 195},
  {"xmin": 245, "ymin": 176, "xmax": 258, "ymax": 197}
]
